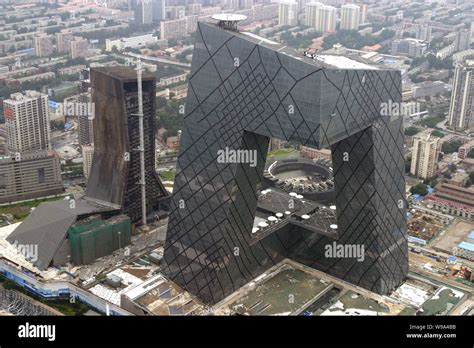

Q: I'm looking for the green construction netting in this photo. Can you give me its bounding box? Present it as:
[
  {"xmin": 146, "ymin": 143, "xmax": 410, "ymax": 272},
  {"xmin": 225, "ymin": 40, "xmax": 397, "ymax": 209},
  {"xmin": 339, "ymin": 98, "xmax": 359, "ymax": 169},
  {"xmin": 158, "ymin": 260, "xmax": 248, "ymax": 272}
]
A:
[{"xmin": 68, "ymin": 217, "xmax": 131, "ymax": 265}]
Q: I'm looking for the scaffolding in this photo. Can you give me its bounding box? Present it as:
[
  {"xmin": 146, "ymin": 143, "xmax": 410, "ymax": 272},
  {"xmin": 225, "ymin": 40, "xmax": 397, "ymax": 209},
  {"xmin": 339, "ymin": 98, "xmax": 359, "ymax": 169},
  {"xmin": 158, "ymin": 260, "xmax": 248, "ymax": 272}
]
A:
[{"xmin": 68, "ymin": 215, "xmax": 132, "ymax": 265}]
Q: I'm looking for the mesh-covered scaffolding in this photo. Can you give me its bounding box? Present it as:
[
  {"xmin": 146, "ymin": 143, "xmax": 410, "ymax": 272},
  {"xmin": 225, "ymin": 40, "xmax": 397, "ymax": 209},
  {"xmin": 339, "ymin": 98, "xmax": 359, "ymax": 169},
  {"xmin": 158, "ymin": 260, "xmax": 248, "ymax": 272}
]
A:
[{"xmin": 68, "ymin": 215, "xmax": 132, "ymax": 265}]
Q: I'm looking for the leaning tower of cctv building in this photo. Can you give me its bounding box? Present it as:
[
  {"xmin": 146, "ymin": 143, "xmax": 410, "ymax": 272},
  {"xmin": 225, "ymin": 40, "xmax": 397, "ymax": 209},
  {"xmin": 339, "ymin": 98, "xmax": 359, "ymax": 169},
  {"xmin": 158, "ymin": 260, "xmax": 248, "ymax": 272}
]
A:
[{"xmin": 162, "ymin": 18, "xmax": 408, "ymax": 304}]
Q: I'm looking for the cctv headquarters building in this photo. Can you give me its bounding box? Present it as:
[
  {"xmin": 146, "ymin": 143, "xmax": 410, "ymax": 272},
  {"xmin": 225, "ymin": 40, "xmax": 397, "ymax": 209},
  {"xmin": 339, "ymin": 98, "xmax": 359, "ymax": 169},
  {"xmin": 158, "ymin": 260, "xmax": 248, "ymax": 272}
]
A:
[{"xmin": 163, "ymin": 17, "xmax": 408, "ymax": 304}]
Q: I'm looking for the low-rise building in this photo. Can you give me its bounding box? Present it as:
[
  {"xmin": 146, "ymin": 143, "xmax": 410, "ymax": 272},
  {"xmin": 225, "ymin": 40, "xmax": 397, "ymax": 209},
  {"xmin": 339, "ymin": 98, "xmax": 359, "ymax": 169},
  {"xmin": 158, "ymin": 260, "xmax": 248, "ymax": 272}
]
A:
[
  {"xmin": 426, "ymin": 183, "xmax": 474, "ymax": 220},
  {"xmin": 0, "ymin": 151, "xmax": 63, "ymax": 204},
  {"xmin": 299, "ymin": 145, "xmax": 331, "ymax": 161},
  {"xmin": 105, "ymin": 34, "xmax": 158, "ymax": 52},
  {"xmin": 169, "ymin": 85, "xmax": 187, "ymax": 99},
  {"xmin": 453, "ymin": 241, "xmax": 474, "ymax": 261},
  {"xmin": 158, "ymin": 73, "xmax": 188, "ymax": 86}
]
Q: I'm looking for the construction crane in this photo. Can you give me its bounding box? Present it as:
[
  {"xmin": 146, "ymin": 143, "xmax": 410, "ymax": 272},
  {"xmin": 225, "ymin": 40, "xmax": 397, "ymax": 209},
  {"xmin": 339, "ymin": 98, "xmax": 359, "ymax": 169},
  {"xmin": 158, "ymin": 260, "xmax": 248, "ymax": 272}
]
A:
[{"xmin": 124, "ymin": 52, "xmax": 191, "ymax": 68}]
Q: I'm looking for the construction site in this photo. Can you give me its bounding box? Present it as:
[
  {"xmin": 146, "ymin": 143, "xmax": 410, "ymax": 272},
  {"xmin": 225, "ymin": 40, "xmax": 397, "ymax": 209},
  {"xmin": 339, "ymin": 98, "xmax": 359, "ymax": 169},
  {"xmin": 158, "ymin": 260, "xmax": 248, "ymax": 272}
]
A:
[{"xmin": 407, "ymin": 209, "xmax": 447, "ymax": 243}]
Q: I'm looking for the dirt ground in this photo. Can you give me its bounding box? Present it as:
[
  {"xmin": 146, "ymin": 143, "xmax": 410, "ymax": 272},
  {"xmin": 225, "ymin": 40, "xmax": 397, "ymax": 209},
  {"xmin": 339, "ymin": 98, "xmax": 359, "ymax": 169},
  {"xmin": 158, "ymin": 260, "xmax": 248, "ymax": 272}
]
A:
[{"xmin": 430, "ymin": 219, "xmax": 473, "ymax": 254}]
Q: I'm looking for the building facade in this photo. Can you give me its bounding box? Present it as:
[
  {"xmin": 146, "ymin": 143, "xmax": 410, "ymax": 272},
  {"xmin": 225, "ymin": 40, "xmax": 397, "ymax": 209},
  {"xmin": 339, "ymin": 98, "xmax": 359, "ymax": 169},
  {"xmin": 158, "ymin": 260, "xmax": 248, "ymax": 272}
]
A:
[
  {"xmin": 340, "ymin": 4, "xmax": 360, "ymax": 30},
  {"xmin": 3, "ymin": 91, "xmax": 51, "ymax": 154},
  {"xmin": 391, "ymin": 38, "xmax": 427, "ymax": 58},
  {"xmin": 134, "ymin": 0, "xmax": 153, "ymax": 25},
  {"xmin": 278, "ymin": 1, "xmax": 298, "ymax": 27},
  {"xmin": 0, "ymin": 151, "xmax": 63, "ymax": 204},
  {"xmin": 410, "ymin": 134, "xmax": 440, "ymax": 179},
  {"xmin": 88, "ymin": 67, "xmax": 169, "ymax": 223},
  {"xmin": 305, "ymin": 2, "xmax": 336, "ymax": 33},
  {"xmin": 33, "ymin": 34, "xmax": 53, "ymax": 57},
  {"xmin": 70, "ymin": 37, "xmax": 89, "ymax": 59},
  {"xmin": 162, "ymin": 20, "xmax": 407, "ymax": 304},
  {"xmin": 82, "ymin": 145, "xmax": 94, "ymax": 180},
  {"xmin": 448, "ymin": 60, "xmax": 474, "ymax": 131},
  {"xmin": 152, "ymin": 0, "xmax": 166, "ymax": 21}
]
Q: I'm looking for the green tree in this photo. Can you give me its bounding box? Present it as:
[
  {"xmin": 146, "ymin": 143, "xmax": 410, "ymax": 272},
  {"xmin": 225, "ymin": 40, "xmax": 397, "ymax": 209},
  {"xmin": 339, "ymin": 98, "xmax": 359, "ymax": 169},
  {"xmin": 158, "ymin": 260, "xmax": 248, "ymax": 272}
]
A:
[
  {"xmin": 410, "ymin": 183, "xmax": 428, "ymax": 196},
  {"xmin": 431, "ymin": 130, "xmax": 444, "ymax": 138},
  {"xmin": 441, "ymin": 140, "xmax": 463, "ymax": 154},
  {"xmin": 405, "ymin": 126, "xmax": 420, "ymax": 136},
  {"xmin": 468, "ymin": 148, "xmax": 474, "ymax": 159}
]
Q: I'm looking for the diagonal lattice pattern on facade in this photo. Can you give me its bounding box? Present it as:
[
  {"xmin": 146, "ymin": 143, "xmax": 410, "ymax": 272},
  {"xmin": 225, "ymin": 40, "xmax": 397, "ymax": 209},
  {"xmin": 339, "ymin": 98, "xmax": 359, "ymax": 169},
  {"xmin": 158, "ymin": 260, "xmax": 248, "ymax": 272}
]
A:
[{"xmin": 163, "ymin": 21, "xmax": 407, "ymax": 304}]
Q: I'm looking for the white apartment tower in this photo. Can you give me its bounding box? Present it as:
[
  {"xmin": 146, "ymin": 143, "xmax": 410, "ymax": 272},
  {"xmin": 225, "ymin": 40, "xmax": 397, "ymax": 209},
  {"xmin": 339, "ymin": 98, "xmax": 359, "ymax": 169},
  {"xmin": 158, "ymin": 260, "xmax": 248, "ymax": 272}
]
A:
[
  {"xmin": 279, "ymin": 0, "xmax": 298, "ymax": 26},
  {"xmin": 82, "ymin": 145, "xmax": 95, "ymax": 180},
  {"xmin": 135, "ymin": 0, "xmax": 153, "ymax": 25},
  {"xmin": 340, "ymin": 4, "xmax": 360, "ymax": 30},
  {"xmin": 448, "ymin": 60, "xmax": 474, "ymax": 131},
  {"xmin": 410, "ymin": 134, "xmax": 441, "ymax": 179},
  {"xmin": 3, "ymin": 91, "xmax": 51, "ymax": 154},
  {"xmin": 305, "ymin": 2, "xmax": 336, "ymax": 33}
]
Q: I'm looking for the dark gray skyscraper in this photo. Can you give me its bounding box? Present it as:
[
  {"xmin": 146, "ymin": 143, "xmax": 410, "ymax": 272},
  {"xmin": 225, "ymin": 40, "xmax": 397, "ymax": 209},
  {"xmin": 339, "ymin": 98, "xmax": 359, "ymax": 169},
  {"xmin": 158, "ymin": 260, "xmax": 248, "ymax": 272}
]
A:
[
  {"xmin": 163, "ymin": 19, "xmax": 407, "ymax": 304},
  {"xmin": 88, "ymin": 67, "xmax": 168, "ymax": 223}
]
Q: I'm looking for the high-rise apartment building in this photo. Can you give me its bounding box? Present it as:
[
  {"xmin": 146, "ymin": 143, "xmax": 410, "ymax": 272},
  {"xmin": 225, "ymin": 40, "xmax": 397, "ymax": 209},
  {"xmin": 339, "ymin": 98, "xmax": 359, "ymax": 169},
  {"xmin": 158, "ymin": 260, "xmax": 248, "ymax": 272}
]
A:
[
  {"xmin": 471, "ymin": 22, "xmax": 474, "ymax": 44},
  {"xmin": 391, "ymin": 38, "xmax": 427, "ymax": 58},
  {"xmin": 455, "ymin": 29, "xmax": 471, "ymax": 53},
  {"xmin": 160, "ymin": 18, "xmax": 188, "ymax": 40},
  {"xmin": 55, "ymin": 31, "xmax": 74, "ymax": 53},
  {"xmin": 410, "ymin": 134, "xmax": 440, "ymax": 179},
  {"xmin": 448, "ymin": 60, "xmax": 474, "ymax": 131},
  {"xmin": 296, "ymin": 0, "xmax": 311, "ymax": 13},
  {"xmin": 70, "ymin": 37, "xmax": 89, "ymax": 59},
  {"xmin": 415, "ymin": 23, "xmax": 432, "ymax": 43},
  {"xmin": 3, "ymin": 91, "xmax": 51, "ymax": 154},
  {"xmin": 33, "ymin": 34, "xmax": 54, "ymax": 57},
  {"xmin": 305, "ymin": 2, "xmax": 336, "ymax": 33},
  {"xmin": 134, "ymin": 0, "xmax": 153, "ymax": 25},
  {"xmin": 278, "ymin": 0, "xmax": 298, "ymax": 26},
  {"xmin": 188, "ymin": 3, "xmax": 202, "ymax": 14},
  {"xmin": 152, "ymin": 0, "xmax": 166, "ymax": 21},
  {"xmin": 340, "ymin": 4, "xmax": 360, "ymax": 30},
  {"xmin": 168, "ymin": 5, "xmax": 186, "ymax": 19},
  {"xmin": 358, "ymin": 3, "xmax": 367, "ymax": 23},
  {"xmin": 82, "ymin": 145, "xmax": 94, "ymax": 180},
  {"xmin": 77, "ymin": 93, "xmax": 95, "ymax": 146}
]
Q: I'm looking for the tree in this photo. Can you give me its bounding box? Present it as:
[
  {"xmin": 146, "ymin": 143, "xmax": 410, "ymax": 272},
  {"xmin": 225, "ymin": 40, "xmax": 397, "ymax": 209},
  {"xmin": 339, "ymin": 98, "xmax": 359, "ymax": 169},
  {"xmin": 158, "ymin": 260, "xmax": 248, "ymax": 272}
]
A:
[
  {"xmin": 431, "ymin": 130, "xmax": 444, "ymax": 138},
  {"xmin": 468, "ymin": 172, "xmax": 474, "ymax": 185},
  {"xmin": 410, "ymin": 183, "xmax": 428, "ymax": 196},
  {"xmin": 405, "ymin": 154, "xmax": 412, "ymax": 174},
  {"xmin": 405, "ymin": 126, "xmax": 420, "ymax": 136},
  {"xmin": 441, "ymin": 140, "xmax": 463, "ymax": 154},
  {"xmin": 466, "ymin": 148, "xmax": 474, "ymax": 159}
]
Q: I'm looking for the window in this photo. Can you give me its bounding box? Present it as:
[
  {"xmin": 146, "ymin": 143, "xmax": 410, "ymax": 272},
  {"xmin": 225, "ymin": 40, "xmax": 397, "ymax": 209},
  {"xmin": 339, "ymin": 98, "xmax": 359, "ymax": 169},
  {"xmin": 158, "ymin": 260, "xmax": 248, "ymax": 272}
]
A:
[{"xmin": 37, "ymin": 168, "xmax": 45, "ymax": 184}]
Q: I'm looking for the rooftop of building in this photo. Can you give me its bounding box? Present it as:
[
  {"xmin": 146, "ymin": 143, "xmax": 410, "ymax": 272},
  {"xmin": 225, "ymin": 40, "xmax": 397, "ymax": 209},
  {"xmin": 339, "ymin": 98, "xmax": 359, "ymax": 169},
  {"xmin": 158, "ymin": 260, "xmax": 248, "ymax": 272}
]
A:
[
  {"xmin": 122, "ymin": 273, "xmax": 204, "ymax": 315},
  {"xmin": 6, "ymin": 197, "xmax": 120, "ymax": 270},
  {"xmin": 200, "ymin": 20, "xmax": 387, "ymax": 71},
  {"xmin": 3, "ymin": 90, "xmax": 46, "ymax": 103},
  {"xmin": 90, "ymin": 66, "xmax": 155, "ymax": 82},
  {"xmin": 457, "ymin": 241, "xmax": 474, "ymax": 252}
]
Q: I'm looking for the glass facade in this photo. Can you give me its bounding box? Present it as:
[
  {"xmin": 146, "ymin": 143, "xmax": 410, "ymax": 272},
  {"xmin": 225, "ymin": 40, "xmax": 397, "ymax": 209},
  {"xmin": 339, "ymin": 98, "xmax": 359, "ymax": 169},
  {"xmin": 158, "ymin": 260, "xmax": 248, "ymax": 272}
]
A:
[{"xmin": 163, "ymin": 22, "xmax": 407, "ymax": 304}]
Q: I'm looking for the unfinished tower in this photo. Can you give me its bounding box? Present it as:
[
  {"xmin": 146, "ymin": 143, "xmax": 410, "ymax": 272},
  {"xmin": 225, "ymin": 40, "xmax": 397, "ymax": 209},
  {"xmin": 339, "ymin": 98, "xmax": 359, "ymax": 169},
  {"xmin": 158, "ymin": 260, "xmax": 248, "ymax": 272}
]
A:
[{"xmin": 88, "ymin": 67, "xmax": 168, "ymax": 223}]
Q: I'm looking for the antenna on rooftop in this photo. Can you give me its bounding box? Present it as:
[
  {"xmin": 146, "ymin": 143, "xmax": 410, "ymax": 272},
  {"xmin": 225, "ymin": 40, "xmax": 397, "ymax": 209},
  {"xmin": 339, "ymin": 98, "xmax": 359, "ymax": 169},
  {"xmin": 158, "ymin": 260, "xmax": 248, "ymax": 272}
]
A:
[{"xmin": 211, "ymin": 14, "xmax": 247, "ymax": 31}]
